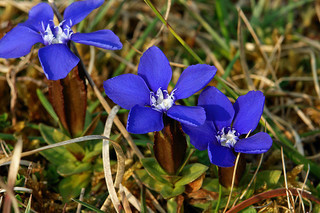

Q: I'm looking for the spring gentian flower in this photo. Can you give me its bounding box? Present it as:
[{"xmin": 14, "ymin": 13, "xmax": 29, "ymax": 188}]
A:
[
  {"xmin": 182, "ymin": 87, "xmax": 272, "ymax": 167},
  {"xmin": 0, "ymin": 0, "xmax": 122, "ymax": 80},
  {"xmin": 103, "ymin": 46, "xmax": 217, "ymax": 134}
]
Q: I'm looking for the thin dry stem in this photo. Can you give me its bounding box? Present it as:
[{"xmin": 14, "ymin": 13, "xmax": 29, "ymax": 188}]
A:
[
  {"xmin": 239, "ymin": 154, "xmax": 264, "ymax": 200},
  {"xmin": 223, "ymin": 153, "xmax": 241, "ymax": 213},
  {"xmin": 3, "ymin": 137, "xmax": 22, "ymax": 213},
  {"xmin": 281, "ymin": 146, "xmax": 294, "ymax": 212},
  {"xmin": 101, "ymin": 105, "xmax": 123, "ymax": 212},
  {"xmin": 237, "ymin": 9, "xmax": 255, "ymax": 90},
  {"xmin": 76, "ymin": 188, "xmax": 85, "ymax": 213}
]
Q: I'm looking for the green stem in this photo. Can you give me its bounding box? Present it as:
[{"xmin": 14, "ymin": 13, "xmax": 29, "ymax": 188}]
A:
[{"xmin": 214, "ymin": 184, "xmax": 222, "ymax": 213}]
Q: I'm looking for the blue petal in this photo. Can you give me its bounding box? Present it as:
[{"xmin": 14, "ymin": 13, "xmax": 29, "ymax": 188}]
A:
[
  {"xmin": 208, "ymin": 140, "xmax": 236, "ymax": 167},
  {"xmin": 38, "ymin": 44, "xmax": 79, "ymax": 80},
  {"xmin": 127, "ymin": 105, "xmax": 163, "ymax": 134},
  {"xmin": 0, "ymin": 26, "xmax": 43, "ymax": 58},
  {"xmin": 234, "ymin": 132, "xmax": 272, "ymax": 154},
  {"xmin": 198, "ymin": 86, "xmax": 234, "ymax": 131},
  {"xmin": 71, "ymin": 30, "xmax": 122, "ymax": 50},
  {"xmin": 182, "ymin": 121, "xmax": 216, "ymax": 151},
  {"xmin": 63, "ymin": 0, "xmax": 104, "ymax": 27},
  {"xmin": 233, "ymin": 91, "xmax": 265, "ymax": 134},
  {"xmin": 174, "ymin": 64, "xmax": 217, "ymax": 100},
  {"xmin": 19, "ymin": 3, "xmax": 54, "ymax": 32},
  {"xmin": 167, "ymin": 105, "xmax": 205, "ymax": 126},
  {"xmin": 103, "ymin": 74, "xmax": 150, "ymax": 110},
  {"xmin": 137, "ymin": 46, "xmax": 172, "ymax": 93}
]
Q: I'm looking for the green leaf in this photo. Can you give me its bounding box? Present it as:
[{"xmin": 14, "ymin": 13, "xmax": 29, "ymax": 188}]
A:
[
  {"xmin": 57, "ymin": 162, "xmax": 92, "ymax": 176},
  {"xmin": 40, "ymin": 146, "xmax": 77, "ymax": 166},
  {"xmin": 39, "ymin": 124, "xmax": 85, "ymax": 160},
  {"xmin": 36, "ymin": 89, "xmax": 59, "ymax": 122},
  {"xmin": 82, "ymin": 140, "xmax": 102, "ymax": 162},
  {"xmin": 167, "ymin": 198, "xmax": 178, "ymax": 213},
  {"xmin": 240, "ymin": 207, "xmax": 257, "ymax": 213},
  {"xmin": 82, "ymin": 113, "xmax": 101, "ymax": 136},
  {"xmin": 160, "ymin": 184, "xmax": 185, "ymax": 199},
  {"xmin": 140, "ymin": 158, "xmax": 170, "ymax": 184},
  {"xmin": 72, "ymin": 199, "xmax": 104, "ymax": 213},
  {"xmin": 175, "ymin": 163, "xmax": 208, "ymax": 186},
  {"xmin": 255, "ymin": 170, "xmax": 282, "ymax": 189},
  {"xmin": 140, "ymin": 186, "xmax": 147, "ymax": 213},
  {"xmin": 59, "ymin": 172, "xmax": 91, "ymax": 202},
  {"xmin": 135, "ymin": 169, "xmax": 166, "ymax": 193}
]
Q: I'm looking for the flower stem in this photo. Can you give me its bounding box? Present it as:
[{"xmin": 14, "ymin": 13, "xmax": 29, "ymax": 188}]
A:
[{"xmin": 48, "ymin": 2, "xmax": 144, "ymax": 160}]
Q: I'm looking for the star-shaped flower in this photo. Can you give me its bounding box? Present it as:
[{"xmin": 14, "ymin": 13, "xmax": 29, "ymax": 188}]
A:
[
  {"xmin": 103, "ymin": 46, "xmax": 217, "ymax": 134},
  {"xmin": 0, "ymin": 0, "xmax": 122, "ymax": 80},
  {"xmin": 182, "ymin": 86, "xmax": 272, "ymax": 167}
]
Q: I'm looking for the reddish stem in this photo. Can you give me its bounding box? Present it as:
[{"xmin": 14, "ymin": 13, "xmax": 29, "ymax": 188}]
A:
[{"xmin": 227, "ymin": 188, "xmax": 320, "ymax": 213}]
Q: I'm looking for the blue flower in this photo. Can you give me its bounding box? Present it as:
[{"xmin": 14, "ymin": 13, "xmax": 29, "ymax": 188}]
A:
[
  {"xmin": 0, "ymin": 0, "xmax": 122, "ymax": 80},
  {"xmin": 103, "ymin": 46, "xmax": 217, "ymax": 134},
  {"xmin": 182, "ymin": 86, "xmax": 272, "ymax": 167}
]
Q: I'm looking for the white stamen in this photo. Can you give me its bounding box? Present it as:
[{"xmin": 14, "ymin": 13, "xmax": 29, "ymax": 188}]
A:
[
  {"xmin": 216, "ymin": 127, "xmax": 239, "ymax": 148},
  {"xmin": 150, "ymin": 88, "xmax": 176, "ymax": 112},
  {"xmin": 41, "ymin": 20, "xmax": 73, "ymax": 45}
]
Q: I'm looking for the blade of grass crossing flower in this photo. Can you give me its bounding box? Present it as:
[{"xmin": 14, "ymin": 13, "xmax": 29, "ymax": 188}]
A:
[
  {"xmin": 87, "ymin": 0, "xmax": 116, "ymax": 32},
  {"xmin": 216, "ymin": 51, "xmax": 240, "ymax": 90},
  {"xmin": 143, "ymin": 0, "xmax": 238, "ymax": 99},
  {"xmin": 106, "ymin": 0, "xmax": 125, "ymax": 29},
  {"xmin": 113, "ymin": 0, "xmax": 177, "ymax": 77},
  {"xmin": 178, "ymin": 0, "xmax": 230, "ymax": 58},
  {"xmin": 112, "ymin": 18, "xmax": 158, "ymax": 77},
  {"xmin": 144, "ymin": 0, "xmax": 204, "ymax": 63}
]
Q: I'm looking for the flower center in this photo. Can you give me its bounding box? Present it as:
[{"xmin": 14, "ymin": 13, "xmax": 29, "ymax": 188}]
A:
[
  {"xmin": 41, "ymin": 20, "xmax": 73, "ymax": 45},
  {"xmin": 150, "ymin": 88, "xmax": 176, "ymax": 112},
  {"xmin": 216, "ymin": 127, "xmax": 240, "ymax": 148}
]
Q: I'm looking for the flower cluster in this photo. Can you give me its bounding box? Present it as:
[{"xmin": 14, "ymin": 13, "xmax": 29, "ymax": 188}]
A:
[
  {"xmin": 0, "ymin": 0, "xmax": 122, "ymax": 80},
  {"xmin": 182, "ymin": 86, "xmax": 273, "ymax": 167},
  {"xmin": 0, "ymin": 0, "xmax": 272, "ymax": 168},
  {"xmin": 104, "ymin": 46, "xmax": 217, "ymax": 134}
]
